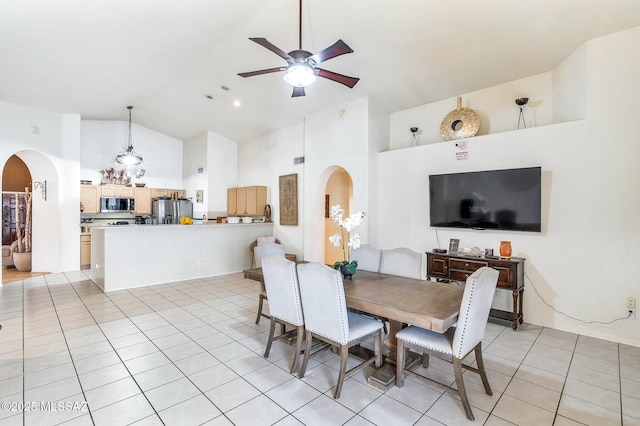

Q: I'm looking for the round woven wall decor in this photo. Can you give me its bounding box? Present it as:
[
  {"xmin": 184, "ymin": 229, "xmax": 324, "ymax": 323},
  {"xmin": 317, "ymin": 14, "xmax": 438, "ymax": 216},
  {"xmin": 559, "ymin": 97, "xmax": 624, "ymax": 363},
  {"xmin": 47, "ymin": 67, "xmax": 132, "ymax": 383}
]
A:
[{"xmin": 440, "ymin": 97, "xmax": 480, "ymax": 141}]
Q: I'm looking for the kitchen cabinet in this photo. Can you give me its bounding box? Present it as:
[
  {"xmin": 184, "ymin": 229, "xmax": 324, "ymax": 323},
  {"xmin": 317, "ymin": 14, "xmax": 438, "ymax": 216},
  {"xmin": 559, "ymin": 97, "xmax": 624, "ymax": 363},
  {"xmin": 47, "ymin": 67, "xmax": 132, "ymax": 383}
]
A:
[
  {"xmin": 227, "ymin": 188, "xmax": 238, "ymax": 215},
  {"xmin": 100, "ymin": 184, "xmax": 134, "ymax": 197},
  {"xmin": 134, "ymin": 187, "xmax": 152, "ymax": 214},
  {"xmin": 80, "ymin": 186, "xmax": 101, "ymax": 214},
  {"xmin": 150, "ymin": 189, "xmax": 186, "ymax": 199},
  {"xmin": 227, "ymin": 186, "xmax": 266, "ymax": 215},
  {"xmin": 80, "ymin": 234, "xmax": 91, "ymax": 269}
]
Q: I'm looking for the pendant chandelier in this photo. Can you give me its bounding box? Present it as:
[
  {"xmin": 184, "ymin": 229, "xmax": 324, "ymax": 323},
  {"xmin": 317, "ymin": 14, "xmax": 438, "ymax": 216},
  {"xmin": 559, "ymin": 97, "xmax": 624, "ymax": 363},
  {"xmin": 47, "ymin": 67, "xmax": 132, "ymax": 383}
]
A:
[{"xmin": 115, "ymin": 106, "xmax": 143, "ymax": 166}]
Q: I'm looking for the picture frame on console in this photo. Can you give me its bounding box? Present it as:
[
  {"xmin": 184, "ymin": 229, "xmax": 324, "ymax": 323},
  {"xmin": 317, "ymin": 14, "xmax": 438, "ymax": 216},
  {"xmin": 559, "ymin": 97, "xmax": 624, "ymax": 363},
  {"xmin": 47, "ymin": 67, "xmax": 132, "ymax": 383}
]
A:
[{"xmin": 448, "ymin": 238, "xmax": 459, "ymax": 253}]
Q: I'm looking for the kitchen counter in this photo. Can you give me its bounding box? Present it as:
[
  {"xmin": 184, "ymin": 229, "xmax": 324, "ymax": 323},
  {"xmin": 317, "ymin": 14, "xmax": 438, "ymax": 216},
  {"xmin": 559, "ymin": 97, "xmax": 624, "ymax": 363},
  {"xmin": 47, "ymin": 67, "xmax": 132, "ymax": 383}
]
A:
[{"xmin": 88, "ymin": 222, "xmax": 274, "ymax": 292}]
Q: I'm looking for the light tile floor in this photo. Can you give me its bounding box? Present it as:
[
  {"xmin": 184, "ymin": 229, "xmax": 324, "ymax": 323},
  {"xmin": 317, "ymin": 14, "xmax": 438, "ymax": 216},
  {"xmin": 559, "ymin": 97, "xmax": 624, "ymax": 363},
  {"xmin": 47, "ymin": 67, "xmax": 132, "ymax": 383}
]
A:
[{"xmin": 0, "ymin": 271, "xmax": 639, "ymax": 425}]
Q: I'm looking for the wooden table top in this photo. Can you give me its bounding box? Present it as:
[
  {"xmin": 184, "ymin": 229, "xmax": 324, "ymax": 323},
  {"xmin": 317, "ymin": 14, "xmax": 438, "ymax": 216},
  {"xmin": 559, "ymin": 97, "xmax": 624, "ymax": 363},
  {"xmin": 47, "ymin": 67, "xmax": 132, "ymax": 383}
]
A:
[{"xmin": 243, "ymin": 267, "xmax": 463, "ymax": 333}]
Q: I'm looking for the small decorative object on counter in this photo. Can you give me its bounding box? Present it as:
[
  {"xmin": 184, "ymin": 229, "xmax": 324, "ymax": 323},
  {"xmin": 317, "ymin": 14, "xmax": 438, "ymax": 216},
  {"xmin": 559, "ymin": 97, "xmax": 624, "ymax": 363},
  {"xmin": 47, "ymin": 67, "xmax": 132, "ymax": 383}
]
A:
[
  {"xmin": 499, "ymin": 241, "xmax": 512, "ymax": 258},
  {"xmin": 264, "ymin": 204, "xmax": 272, "ymax": 222},
  {"xmin": 328, "ymin": 204, "xmax": 366, "ymax": 280},
  {"xmin": 180, "ymin": 216, "xmax": 193, "ymax": 225},
  {"xmin": 202, "ymin": 215, "xmax": 208, "ymax": 224},
  {"xmin": 485, "ymin": 248, "xmax": 493, "ymax": 257}
]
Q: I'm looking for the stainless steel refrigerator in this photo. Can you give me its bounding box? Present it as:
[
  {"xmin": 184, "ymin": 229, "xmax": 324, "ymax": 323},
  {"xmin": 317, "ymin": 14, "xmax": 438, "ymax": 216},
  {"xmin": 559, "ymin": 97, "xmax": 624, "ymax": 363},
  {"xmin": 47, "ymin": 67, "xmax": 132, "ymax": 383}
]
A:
[{"xmin": 152, "ymin": 197, "xmax": 193, "ymax": 224}]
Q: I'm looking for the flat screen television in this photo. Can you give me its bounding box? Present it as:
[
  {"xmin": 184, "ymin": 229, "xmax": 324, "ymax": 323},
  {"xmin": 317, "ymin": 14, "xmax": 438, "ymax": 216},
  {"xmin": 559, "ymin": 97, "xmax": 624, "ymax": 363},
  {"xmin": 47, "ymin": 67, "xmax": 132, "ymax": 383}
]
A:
[{"xmin": 429, "ymin": 166, "xmax": 541, "ymax": 232}]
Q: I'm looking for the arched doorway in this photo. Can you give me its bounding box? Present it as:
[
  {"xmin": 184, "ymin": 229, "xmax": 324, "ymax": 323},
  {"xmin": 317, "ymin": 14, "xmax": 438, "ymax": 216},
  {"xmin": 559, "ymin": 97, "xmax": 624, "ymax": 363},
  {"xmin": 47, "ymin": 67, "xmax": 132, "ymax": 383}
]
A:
[
  {"xmin": 1, "ymin": 150, "xmax": 56, "ymax": 282},
  {"xmin": 2, "ymin": 155, "xmax": 32, "ymax": 246},
  {"xmin": 323, "ymin": 167, "xmax": 353, "ymax": 265}
]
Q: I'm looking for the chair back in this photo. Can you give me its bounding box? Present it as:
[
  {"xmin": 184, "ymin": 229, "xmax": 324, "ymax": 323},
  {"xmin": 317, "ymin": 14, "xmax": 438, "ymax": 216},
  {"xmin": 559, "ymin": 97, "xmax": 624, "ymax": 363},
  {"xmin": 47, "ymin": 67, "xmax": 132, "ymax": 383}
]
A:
[
  {"xmin": 262, "ymin": 255, "xmax": 304, "ymax": 326},
  {"xmin": 452, "ymin": 267, "xmax": 499, "ymax": 358},
  {"xmin": 250, "ymin": 237, "xmax": 281, "ymax": 255},
  {"xmin": 297, "ymin": 262, "xmax": 350, "ymax": 345},
  {"xmin": 379, "ymin": 247, "xmax": 423, "ymax": 279},
  {"xmin": 254, "ymin": 242, "xmax": 285, "ymax": 267},
  {"xmin": 350, "ymin": 244, "xmax": 382, "ymax": 272}
]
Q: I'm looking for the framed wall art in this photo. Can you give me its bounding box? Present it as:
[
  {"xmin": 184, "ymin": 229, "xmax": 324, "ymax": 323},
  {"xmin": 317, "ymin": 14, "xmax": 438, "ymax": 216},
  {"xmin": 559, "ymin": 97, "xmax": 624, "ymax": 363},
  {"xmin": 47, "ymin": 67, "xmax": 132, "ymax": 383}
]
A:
[{"xmin": 279, "ymin": 173, "xmax": 298, "ymax": 226}]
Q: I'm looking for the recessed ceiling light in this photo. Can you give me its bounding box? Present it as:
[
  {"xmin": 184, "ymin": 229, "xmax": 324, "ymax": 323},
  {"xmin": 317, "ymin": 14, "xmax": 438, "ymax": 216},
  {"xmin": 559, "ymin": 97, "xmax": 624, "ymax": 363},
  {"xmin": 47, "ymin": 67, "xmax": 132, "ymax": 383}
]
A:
[
  {"xmin": 233, "ymin": 100, "xmax": 241, "ymax": 108},
  {"xmin": 220, "ymin": 85, "xmax": 230, "ymax": 91},
  {"xmin": 205, "ymin": 94, "xmax": 214, "ymax": 99}
]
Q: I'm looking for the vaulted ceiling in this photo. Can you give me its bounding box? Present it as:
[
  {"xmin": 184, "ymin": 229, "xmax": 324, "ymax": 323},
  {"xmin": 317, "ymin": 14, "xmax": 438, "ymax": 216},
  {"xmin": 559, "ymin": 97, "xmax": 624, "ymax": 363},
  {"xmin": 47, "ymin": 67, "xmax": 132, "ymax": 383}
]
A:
[{"xmin": 2, "ymin": 0, "xmax": 639, "ymax": 143}]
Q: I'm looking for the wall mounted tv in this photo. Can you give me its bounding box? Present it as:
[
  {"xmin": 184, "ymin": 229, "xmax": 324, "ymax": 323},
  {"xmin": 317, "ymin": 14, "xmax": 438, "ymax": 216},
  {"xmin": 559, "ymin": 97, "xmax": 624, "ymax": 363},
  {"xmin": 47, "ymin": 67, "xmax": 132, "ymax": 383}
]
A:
[{"xmin": 429, "ymin": 166, "xmax": 542, "ymax": 232}]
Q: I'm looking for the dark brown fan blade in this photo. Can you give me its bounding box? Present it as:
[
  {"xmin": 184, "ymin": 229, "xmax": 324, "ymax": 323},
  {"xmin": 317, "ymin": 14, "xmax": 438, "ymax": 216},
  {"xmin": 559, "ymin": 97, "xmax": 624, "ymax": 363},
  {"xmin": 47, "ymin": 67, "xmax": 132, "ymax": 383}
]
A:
[
  {"xmin": 316, "ymin": 68, "xmax": 360, "ymax": 88},
  {"xmin": 292, "ymin": 87, "xmax": 306, "ymax": 97},
  {"xmin": 308, "ymin": 40, "xmax": 354, "ymax": 65},
  {"xmin": 249, "ymin": 37, "xmax": 293, "ymax": 62},
  {"xmin": 238, "ymin": 67, "xmax": 286, "ymax": 78}
]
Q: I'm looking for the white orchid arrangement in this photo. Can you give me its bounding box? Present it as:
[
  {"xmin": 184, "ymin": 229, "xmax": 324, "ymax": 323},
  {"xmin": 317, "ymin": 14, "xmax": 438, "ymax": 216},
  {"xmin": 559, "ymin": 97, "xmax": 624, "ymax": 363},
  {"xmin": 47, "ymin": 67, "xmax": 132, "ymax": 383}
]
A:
[{"xmin": 329, "ymin": 204, "xmax": 366, "ymax": 276}]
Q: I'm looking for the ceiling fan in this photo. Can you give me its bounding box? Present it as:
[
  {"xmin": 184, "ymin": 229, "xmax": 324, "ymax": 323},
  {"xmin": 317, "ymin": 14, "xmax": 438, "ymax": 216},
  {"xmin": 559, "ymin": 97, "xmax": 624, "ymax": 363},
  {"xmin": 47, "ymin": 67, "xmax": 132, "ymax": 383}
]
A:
[{"xmin": 237, "ymin": 0, "xmax": 359, "ymax": 97}]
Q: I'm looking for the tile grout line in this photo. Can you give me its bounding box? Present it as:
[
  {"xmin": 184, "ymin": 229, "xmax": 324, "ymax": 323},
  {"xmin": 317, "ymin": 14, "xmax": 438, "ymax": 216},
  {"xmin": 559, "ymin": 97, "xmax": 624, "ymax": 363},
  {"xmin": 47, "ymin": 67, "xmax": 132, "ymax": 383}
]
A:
[
  {"xmin": 149, "ymin": 276, "xmax": 374, "ymax": 424},
  {"xmin": 69, "ymin": 273, "xmax": 258, "ymax": 424},
  {"xmin": 41, "ymin": 274, "xmax": 97, "ymax": 425},
  {"xmin": 63, "ymin": 273, "xmax": 169, "ymax": 424}
]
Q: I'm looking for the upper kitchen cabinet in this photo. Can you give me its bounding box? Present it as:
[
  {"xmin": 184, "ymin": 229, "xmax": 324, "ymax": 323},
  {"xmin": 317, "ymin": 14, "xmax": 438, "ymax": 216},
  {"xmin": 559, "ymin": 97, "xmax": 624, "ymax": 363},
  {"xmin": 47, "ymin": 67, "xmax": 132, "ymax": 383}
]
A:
[
  {"xmin": 228, "ymin": 186, "xmax": 267, "ymax": 216},
  {"xmin": 151, "ymin": 188, "xmax": 186, "ymax": 199},
  {"xmin": 80, "ymin": 185, "xmax": 101, "ymax": 214},
  {"xmin": 134, "ymin": 187, "xmax": 152, "ymax": 214},
  {"xmin": 101, "ymin": 184, "xmax": 134, "ymax": 197}
]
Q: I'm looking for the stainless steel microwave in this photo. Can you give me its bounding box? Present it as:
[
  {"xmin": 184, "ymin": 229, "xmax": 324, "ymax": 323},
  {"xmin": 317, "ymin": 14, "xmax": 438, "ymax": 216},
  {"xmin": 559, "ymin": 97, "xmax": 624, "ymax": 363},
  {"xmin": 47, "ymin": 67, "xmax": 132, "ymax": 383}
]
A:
[{"xmin": 100, "ymin": 197, "xmax": 135, "ymax": 213}]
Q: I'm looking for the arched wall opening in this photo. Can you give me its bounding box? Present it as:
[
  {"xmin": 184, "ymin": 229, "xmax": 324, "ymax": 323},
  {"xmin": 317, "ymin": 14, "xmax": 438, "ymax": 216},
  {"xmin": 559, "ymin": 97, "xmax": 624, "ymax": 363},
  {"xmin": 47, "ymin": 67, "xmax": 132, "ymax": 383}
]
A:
[
  {"xmin": 2, "ymin": 155, "xmax": 32, "ymax": 248},
  {"xmin": 319, "ymin": 166, "xmax": 354, "ymax": 265},
  {"xmin": 1, "ymin": 150, "xmax": 58, "ymax": 279}
]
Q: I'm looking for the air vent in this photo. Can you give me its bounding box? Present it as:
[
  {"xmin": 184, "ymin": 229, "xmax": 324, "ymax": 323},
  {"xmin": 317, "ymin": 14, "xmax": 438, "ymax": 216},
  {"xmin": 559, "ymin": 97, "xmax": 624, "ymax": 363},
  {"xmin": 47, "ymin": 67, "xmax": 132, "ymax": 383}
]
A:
[{"xmin": 294, "ymin": 156, "xmax": 305, "ymax": 165}]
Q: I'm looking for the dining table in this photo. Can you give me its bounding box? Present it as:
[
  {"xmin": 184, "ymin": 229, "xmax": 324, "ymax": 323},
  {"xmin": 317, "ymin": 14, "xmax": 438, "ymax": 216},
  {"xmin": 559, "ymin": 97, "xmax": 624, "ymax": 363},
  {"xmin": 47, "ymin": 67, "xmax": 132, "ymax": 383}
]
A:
[{"xmin": 243, "ymin": 266, "xmax": 465, "ymax": 388}]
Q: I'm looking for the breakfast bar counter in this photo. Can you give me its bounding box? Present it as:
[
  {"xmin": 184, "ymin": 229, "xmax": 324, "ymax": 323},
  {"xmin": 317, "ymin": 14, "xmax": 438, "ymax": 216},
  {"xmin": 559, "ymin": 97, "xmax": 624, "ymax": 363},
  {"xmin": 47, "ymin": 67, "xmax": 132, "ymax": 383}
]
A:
[{"xmin": 89, "ymin": 222, "xmax": 273, "ymax": 292}]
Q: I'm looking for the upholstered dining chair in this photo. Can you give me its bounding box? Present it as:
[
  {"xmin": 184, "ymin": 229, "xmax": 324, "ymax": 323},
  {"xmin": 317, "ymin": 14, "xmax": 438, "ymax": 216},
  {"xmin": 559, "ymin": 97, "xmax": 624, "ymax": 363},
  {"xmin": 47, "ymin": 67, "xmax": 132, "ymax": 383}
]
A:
[
  {"xmin": 379, "ymin": 247, "xmax": 423, "ymax": 279},
  {"xmin": 261, "ymin": 255, "xmax": 305, "ymax": 374},
  {"xmin": 349, "ymin": 244, "xmax": 382, "ymax": 272},
  {"xmin": 296, "ymin": 262, "xmax": 383, "ymax": 399},
  {"xmin": 249, "ymin": 237, "xmax": 280, "ymax": 268},
  {"xmin": 348, "ymin": 244, "xmax": 387, "ymax": 333},
  {"xmin": 253, "ymin": 242, "xmax": 286, "ymax": 325},
  {"xmin": 395, "ymin": 266, "xmax": 499, "ymax": 421}
]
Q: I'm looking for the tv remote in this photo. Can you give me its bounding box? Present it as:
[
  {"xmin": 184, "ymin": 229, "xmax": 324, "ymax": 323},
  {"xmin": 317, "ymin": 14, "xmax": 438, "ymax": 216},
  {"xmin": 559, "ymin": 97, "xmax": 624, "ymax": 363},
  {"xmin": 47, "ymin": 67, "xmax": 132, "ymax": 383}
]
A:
[{"xmin": 433, "ymin": 248, "xmax": 447, "ymax": 253}]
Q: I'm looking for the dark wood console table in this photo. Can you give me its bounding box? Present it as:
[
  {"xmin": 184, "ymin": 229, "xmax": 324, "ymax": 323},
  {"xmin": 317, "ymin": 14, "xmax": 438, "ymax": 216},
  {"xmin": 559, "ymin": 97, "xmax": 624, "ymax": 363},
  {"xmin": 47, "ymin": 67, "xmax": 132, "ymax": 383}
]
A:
[{"xmin": 426, "ymin": 252, "xmax": 525, "ymax": 330}]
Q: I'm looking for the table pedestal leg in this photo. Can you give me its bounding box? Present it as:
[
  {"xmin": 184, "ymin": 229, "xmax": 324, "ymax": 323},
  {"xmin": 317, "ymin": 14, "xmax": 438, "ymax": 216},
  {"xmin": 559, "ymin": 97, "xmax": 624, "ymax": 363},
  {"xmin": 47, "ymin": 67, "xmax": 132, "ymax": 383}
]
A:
[
  {"xmin": 383, "ymin": 320, "xmax": 403, "ymax": 360},
  {"xmin": 368, "ymin": 320, "xmax": 419, "ymax": 391}
]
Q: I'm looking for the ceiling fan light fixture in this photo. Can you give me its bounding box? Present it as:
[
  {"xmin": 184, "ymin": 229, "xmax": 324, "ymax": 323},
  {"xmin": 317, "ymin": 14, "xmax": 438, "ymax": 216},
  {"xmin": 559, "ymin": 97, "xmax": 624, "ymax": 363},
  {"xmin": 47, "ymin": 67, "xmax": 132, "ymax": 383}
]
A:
[
  {"xmin": 283, "ymin": 63, "xmax": 316, "ymax": 87},
  {"xmin": 115, "ymin": 106, "xmax": 144, "ymax": 167}
]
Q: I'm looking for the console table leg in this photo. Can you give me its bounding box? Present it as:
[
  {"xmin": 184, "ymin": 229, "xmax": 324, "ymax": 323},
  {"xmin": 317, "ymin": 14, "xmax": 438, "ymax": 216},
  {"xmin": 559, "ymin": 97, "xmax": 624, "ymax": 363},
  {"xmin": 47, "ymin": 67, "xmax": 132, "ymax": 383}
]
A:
[
  {"xmin": 518, "ymin": 288, "xmax": 524, "ymax": 324},
  {"xmin": 511, "ymin": 290, "xmax": 519, "ymax": 330}
]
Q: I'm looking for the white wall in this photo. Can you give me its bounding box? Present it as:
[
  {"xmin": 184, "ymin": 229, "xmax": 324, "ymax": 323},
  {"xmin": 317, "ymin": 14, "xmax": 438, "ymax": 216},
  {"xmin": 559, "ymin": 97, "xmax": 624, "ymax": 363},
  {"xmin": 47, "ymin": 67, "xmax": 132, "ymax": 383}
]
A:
[
  {"xmin": 183, "ymin": 133, "xmax": 208, "ymax": 218},
  {"xmin": 183, "ymin": 131, "xmax": 238, "ymax": 219},
  {"xmin": 304, "ymin": 97, "xmax": 372, "ymax": 262},
  {"xmin": 378, "ymin": 27, "xmax": 640, "ymax": 347},
  {"xmin": 390, "ymin": 73, "xmax": 554, "ymax": 150},
  {"xmin": 81, "ymin": 120, "xmax": 183, "ymax": 189},
  {"xmin": 238, "ymin": 123, "xmax": 304, "ymax": 260},
  {"xmin": 206, "ymin": 131, "xmax": 238, "ymax": 217},
  {"xmin": 0, "ymin": 101, "xmax": 81, "ymax": 274}
]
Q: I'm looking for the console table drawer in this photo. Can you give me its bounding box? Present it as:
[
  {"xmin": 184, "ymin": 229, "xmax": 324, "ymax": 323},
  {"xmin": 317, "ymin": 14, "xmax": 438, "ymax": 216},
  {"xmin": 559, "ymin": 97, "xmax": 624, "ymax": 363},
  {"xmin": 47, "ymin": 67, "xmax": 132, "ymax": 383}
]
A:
[{"xmin": 449, "ymin": 258, "xmax": 487, "ymax": 272}]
